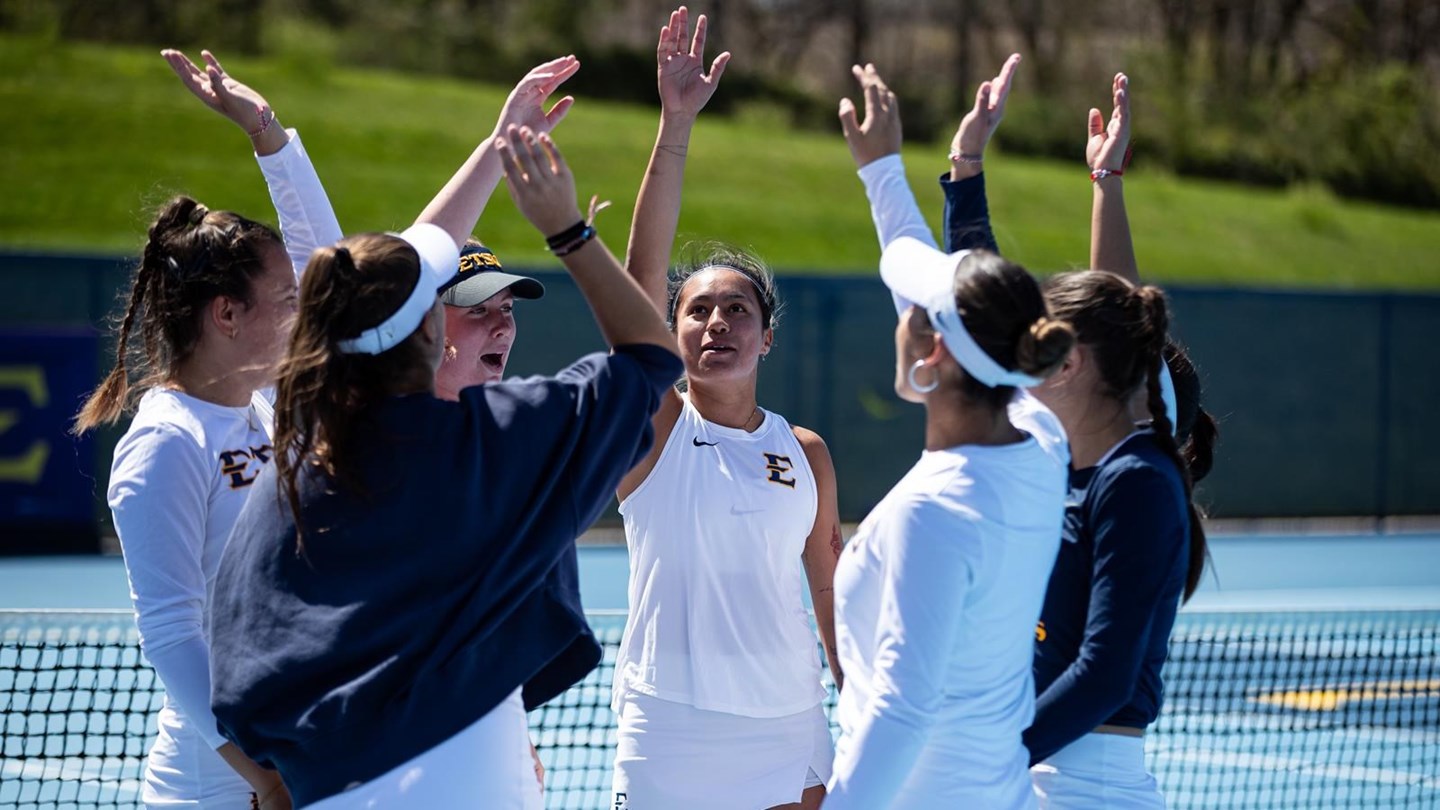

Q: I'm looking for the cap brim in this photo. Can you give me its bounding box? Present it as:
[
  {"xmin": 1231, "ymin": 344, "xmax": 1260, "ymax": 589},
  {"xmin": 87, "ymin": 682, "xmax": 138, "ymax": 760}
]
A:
[
  {"xmin": 397, "ymin": 223, "xmax": 460, "ymax": 294},
  {"xmin": 441, "ymin": 272, "xmax": 546, "ymax": 307},
  {"xmin": 879, "ymin": 236, "xmax": 967, "ymax": 312}
]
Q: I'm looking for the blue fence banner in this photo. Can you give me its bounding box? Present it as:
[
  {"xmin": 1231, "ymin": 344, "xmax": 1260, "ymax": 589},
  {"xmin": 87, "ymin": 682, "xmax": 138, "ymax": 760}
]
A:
[{"xmin": 0, "ymin": 328, "xmax": 97, "ymax": 545}]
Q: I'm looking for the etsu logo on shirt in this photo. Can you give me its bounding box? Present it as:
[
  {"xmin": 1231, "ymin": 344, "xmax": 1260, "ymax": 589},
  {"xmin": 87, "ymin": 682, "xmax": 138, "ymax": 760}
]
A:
[
  {"xmin": 762, "ymin": 452, "xmax": 796, "ymax": 488},
  {"xmin": 218, "ymin": 444, "xmax": 273, "ymax": 490}
]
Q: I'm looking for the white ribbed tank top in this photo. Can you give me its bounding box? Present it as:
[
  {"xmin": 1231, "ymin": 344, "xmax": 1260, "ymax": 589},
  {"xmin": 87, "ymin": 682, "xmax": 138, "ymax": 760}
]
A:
[{"xmin": 615, "ymin": 395, "xmax": 826, "ymax": 718}]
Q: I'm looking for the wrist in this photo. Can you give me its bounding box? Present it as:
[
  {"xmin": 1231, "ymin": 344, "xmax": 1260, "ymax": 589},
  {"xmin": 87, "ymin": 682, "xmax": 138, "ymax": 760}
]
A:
[
  {"xmin": 658, "ymin": 112, "xmax": 698, "ymax": 133},
  {"xmin": 1090, "ymin": 168, "xmax": 1123, "ymax": 183},
  {"xmin": 545, "ymin": 219, "xmax": 596, "ymax": 256}
]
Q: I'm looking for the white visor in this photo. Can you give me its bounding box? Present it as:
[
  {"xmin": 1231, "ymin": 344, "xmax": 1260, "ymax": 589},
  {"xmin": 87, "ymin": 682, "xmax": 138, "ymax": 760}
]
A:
[
  {"xmin": 336, "ymin": 223, "xmax": 460, "ymax": 355},
  {"xmin": 879, "ymin": 236, "xmax": 1043, "ymax": 388}
]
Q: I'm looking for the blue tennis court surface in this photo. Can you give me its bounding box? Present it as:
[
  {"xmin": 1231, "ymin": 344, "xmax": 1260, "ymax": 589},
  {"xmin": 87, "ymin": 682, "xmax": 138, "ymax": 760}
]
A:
[{"xmin": 3, "ymin": 532, "xmax": 1438, "ymax": 808}]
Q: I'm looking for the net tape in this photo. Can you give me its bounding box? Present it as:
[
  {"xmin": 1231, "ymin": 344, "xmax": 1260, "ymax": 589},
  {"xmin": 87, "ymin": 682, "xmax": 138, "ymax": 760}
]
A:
[{"xmin": 3, "ymin": 610, "xmax": 1437, "ymax": 809}]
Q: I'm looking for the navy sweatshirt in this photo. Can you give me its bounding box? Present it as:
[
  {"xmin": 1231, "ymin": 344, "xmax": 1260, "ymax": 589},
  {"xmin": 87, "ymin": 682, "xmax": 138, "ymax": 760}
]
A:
[
  {"xmin": 941, "ymin": 176, "xmax": 1190, "ymax": 764},
  {"xmin": 209, "ymin": 343, "xmax": 682, "ymax": 807}
]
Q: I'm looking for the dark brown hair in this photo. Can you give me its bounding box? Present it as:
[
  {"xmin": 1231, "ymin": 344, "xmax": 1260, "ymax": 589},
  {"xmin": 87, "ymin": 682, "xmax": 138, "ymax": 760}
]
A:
[
  {"xmin": 942, "ymin": 251, "xmax": 1075, "ymax": 410},
  {"xmin": 1165, "ymin": 338, "xmax": 1219, "ymax": 484},
  {"xmin": 667, "ymin": 242, "xmax": 782, "ymax": 332},
  {"xmin": 271, "ymin": 233, "xmax": 433, "ymax": 548},
  {"xmin": 72, "ymin": 196, "xmax": 281, "ymax": 434},
  {"xmin": 1044, "ymin": 271, "xmax": 1209, "ymax": 601}
]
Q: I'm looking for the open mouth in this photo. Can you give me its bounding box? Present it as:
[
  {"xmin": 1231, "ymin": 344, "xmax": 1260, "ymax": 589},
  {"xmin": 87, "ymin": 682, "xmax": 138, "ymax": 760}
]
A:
[
  {"xmin": 701, "ymin": 344, "xmax": 734, "ymax": 355},
  {"xmin": 481, "ymin": 352, "xmax": 505, "ymax": 373}
]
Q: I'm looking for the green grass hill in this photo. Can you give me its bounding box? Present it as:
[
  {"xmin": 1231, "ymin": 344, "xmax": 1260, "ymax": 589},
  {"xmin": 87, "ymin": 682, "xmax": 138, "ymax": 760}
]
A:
[{"xmin": 3, "ymin": 35, "xmax": 1439, "ymax": 288}]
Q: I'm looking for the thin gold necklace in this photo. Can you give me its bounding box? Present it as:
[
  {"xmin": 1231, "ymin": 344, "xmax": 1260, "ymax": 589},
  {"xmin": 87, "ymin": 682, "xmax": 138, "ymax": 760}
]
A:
[{"xmin": 743, "ymin": 406, "xmax": 761, "ymax": 432}]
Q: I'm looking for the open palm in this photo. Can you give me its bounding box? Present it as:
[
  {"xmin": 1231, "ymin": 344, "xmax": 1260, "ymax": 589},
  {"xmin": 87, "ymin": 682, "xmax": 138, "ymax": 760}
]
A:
[
  {"xmin": 656, "ymin": 6, "xmax": 730, "ymax": 118},
  {"xmin": 495, "ymin": 55, "xmax": 580, "ymax": 137},
  {"xmin": 1087, "ymin": 73, "xmax": 1130, "ymax": 171},
  {"xmin": 162, "ymin": 49, "xmax": 270, "ymax": 133}
]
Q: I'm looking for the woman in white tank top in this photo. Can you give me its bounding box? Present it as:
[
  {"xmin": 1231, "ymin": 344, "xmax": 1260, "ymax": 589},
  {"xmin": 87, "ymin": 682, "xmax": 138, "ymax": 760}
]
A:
[{"xmin": 608, "ymin": 9, "xmax": 844, "ymax": 810}]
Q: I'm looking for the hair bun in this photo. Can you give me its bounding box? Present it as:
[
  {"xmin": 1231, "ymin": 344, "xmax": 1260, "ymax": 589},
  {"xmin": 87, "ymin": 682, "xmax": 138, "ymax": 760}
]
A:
[{"xmin": 1016, "ymin": 316, "xmax": 1076, "ymax": 378}]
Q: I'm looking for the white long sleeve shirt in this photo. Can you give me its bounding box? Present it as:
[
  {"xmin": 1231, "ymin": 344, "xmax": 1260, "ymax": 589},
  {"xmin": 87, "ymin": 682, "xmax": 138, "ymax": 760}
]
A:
[
  {"xmin": 824, "ymin": 153, "xmax": 1069, "ymax": 808},
  {"xmin": 107, "ymin": 130, "xmax": 337, "ymax": 770}
]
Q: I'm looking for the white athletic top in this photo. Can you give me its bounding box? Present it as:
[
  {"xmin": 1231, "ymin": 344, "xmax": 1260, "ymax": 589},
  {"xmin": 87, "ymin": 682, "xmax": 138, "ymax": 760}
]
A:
[
  {"xmin": 104, "ymin": 130, "xmax": 337, "ymax": 803},
  {"xmin": 614, "ymin": 395, "xmax": 826, "ymax": 718},
  {"xmin": 108, "ymin": 388, "xmax": 275, "ymax": 799},
  {"xmin": 826, "ymin": 393, "xmax": 1068, "ymax": 810}
]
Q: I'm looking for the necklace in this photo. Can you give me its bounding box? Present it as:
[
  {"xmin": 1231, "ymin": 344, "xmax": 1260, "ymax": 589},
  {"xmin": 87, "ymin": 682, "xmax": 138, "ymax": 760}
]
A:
[{"xmin": 743, "ymin": 406, "xmax": 762, "ymax": 432}]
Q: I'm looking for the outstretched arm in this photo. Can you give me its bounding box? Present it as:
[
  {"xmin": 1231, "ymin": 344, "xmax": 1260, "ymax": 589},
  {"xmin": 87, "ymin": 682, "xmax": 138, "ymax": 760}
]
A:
[
  {"xmin": 417, "ymin": 56, "xmax": 580, "ymax": 246},
  {"xmin": 624, "ymin": 6, "xmax": 730, "ymax": 316},
  {"xmin": 940, "ymin": 54, "xmax": 1019, "ymax": 255},
  {"xmin": 498, "ymin": 126, "xmax": 677, "ymax": 355},
  {"xmin": 1087, "ymin": 73, "xmax": 1137, "ymax": 284},
  {"xmin": 163, "ymin": 49, "xmax": 342, "ymax": 278},
  {"xmin": 616, "ymin": 6, "xmax": 729, "ymax": 500}
]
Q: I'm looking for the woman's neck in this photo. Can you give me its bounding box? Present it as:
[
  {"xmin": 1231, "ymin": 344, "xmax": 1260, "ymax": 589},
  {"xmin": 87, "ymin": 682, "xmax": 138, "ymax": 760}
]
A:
[
  {"xmin": 686, "ymin": 378, "xmax": 761, "ymax": 430},
  {"xmin": 1064, "ymin": 397, "xmax": 1137, "ymax": 470},
  {"xmin": 169, "ymin": 359, "xmax": 259, "ymax": 408},
  {"xmin": 923, "ymin": 390, "xmax": 1024, "ymax": 451}
]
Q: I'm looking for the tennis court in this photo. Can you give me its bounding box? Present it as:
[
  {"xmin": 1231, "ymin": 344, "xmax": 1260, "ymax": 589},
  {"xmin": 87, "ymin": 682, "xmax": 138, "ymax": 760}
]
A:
[{"xmin": 3, "ymin": 533, "xmax": 1438, "ymax": 809}]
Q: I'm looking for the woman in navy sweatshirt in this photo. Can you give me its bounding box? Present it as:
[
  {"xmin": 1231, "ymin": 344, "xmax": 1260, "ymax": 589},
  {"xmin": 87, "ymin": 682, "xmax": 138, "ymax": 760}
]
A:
[{"xmin": 208, "ymin": 126, "xmax": 682, "ymax": 809}]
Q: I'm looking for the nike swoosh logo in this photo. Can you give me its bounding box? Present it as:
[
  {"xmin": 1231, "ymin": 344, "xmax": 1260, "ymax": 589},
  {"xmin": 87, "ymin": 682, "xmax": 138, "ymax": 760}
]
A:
[{"xmin": 692, "ymin": 438, "xmax": 719, "ymax": 447}]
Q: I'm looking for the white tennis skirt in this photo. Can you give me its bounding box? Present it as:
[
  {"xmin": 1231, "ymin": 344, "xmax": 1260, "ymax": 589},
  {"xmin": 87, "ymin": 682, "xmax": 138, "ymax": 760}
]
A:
[
  {"xmin": 611, "ymin": 689, "xmax": 833, "ymax": 810},
  {"xmin": 1031, "ymin": 732, "xmax": 1164, "ymax": 810},
  {"xmin": 306, "ymin": 687, "xmax": 541, "ymax": 809}
]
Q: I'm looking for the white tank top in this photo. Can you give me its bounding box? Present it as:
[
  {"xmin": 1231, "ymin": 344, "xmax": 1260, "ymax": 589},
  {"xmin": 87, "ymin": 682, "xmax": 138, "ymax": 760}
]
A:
[{"xmin": 615, "ymin": 395, "xmax": 826, "ymax": 718}]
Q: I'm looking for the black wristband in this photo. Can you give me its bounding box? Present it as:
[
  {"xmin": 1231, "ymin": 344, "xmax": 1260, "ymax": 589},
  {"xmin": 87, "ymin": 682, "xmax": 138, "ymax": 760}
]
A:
[
  {"xmin": 551, "ymin": 224, "xmax": 596, "ymax": 257},
  {"xmin": 545, "ymin": 220, "xmax": 589, "ymax": 250}
]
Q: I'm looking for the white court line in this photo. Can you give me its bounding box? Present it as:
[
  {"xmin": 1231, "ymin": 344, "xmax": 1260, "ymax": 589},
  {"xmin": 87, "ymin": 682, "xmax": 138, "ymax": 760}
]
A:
[{"xmin": 1155, "ymin": 749, "xmax": 1440, "ymax": 790}]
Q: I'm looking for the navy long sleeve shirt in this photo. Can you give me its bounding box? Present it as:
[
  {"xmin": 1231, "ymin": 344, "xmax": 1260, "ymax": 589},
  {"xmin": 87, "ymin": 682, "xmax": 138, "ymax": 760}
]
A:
[
  {"xmin": 1025, "ymin": 434, "xmax": 1189, "ymax": 764},
  {"xmin": 209, "ymin": 343, "xmax": 682, "ymax": 807},
  {"xmin": 939, "ymin": 171, "xmax": 1000, "ymax": 255}
]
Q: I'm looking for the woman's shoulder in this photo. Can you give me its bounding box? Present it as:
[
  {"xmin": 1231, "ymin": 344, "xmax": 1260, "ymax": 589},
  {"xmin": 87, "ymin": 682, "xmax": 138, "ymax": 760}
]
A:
[{"xmin": 1092, "ymin": 434, "xmax": 1185, "ymax": 502}]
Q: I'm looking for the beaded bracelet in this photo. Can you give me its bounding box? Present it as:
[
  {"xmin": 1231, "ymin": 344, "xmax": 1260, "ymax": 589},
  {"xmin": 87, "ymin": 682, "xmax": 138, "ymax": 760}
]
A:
[
  {"xmin": 948, "ymin": 149, "xmax": 984, "ymax": 164},
  {"xmin": 247, "ymin": 106, "xmax": 275, "ymax": 139}
]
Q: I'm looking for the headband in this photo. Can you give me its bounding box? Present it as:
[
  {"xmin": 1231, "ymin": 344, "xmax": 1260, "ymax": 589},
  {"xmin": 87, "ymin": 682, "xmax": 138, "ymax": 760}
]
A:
[{"xmin": 336, "ymin": 224, "xmax": 460, "ymax": 355}]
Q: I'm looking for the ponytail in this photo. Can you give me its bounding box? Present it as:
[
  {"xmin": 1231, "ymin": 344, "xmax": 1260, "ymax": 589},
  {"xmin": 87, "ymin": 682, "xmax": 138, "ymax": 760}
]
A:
[
  {"xmin": 1136, "ymin": 287, "xmax": 1208, "ymax": 602},
  {"xmin": 272, "ymin": 236, "xmax": 431, "ymax": 553},
  {"xmin": 73, "ymin": 197, "xmax": 268, "ymax": 434}
]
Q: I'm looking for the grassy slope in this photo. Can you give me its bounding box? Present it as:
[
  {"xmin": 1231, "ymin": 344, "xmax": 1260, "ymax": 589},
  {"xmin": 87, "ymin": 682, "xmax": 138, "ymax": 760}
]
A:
[{"xmin": 3, "ymin": 35, "xmax": 1439, "ymax": 288}]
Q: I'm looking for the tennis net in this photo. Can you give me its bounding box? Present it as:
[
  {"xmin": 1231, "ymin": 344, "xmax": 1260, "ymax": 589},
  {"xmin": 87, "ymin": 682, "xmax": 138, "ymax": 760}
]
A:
[{"xmin": 3, "ymin": 609, "xmax": 1437, "ymax": 809}]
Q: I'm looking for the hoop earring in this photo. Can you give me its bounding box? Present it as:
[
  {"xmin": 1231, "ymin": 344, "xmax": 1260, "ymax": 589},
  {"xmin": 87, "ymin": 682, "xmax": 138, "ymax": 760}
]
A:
[{"xmin": 907, "ymin": 359, "xmax": 939, "ymax": 394}]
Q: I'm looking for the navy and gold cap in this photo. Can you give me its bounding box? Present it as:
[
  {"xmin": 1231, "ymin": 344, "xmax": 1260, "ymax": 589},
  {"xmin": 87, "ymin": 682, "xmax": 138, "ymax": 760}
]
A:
[{"xmin": 438, "ymin": 244, "xmax": 545, "ymax": 307}]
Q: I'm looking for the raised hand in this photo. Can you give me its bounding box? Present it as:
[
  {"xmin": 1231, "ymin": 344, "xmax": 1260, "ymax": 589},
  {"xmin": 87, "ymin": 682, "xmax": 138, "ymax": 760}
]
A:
[
  {"xmin": 951, "ymin": 53, "xmax": 1021, "ymax": 162},
  {"xmin": 493, "ymin": 55, "xmax": 580, "ymax": 138},
  {"xmin": 161, "ymin": 49, "xmax": 275, "ymax": 137},
  {"xmin": 497, "ymin": 125, "xmax": 583, "ymax": 237},
  {"xmin": 838, "ymin": 63, "xmax": 902, "ymax": 169},
  {"xmin": 656, "ymin": 6, "xmax": 731, "ymax": 120},
  {"xmin": 1086, "ymin": 73, "xmax": 1130, "ymax": 172}
]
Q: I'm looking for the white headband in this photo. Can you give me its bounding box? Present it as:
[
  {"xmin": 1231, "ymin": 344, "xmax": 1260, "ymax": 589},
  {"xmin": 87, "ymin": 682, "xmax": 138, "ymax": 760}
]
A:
[
  {"xmin": 879, "ymin": 236, "xmax": 1043, "ymax": 388},
  {"xmin": 336, "ymin": 223, "xmax": 460, "ymax": 356}
]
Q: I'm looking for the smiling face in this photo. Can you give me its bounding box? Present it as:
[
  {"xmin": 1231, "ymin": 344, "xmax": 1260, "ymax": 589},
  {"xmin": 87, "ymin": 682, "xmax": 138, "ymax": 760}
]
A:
[
  {"xmin": 435, "ymin": 287, "xmax": 516, "ymax": 399},
  {"xmin": 673, "ymin": 267, "xmax": 772, "ymax": 384}
]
